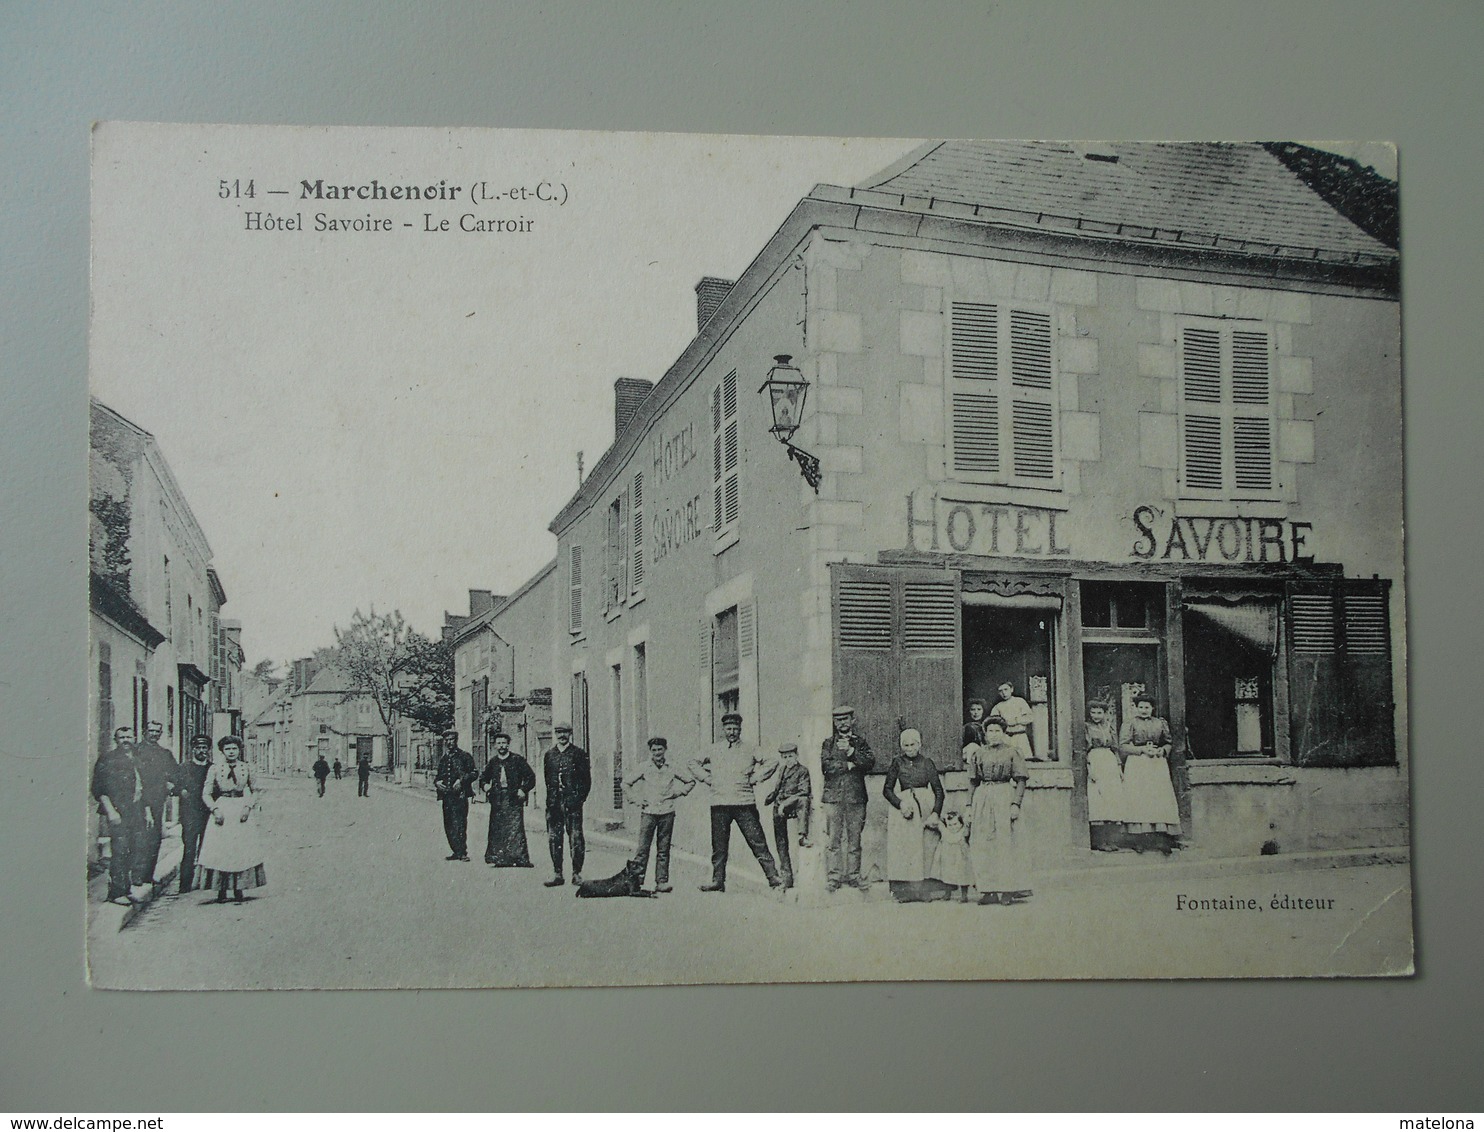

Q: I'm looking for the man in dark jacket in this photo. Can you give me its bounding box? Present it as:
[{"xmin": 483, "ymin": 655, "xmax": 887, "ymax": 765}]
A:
[
  {"xmin": 312, "ymin": 753, "xmax": 331, "ymax": 796},
  {"xmin": 175, "ymin": 733, "xmax": 214, "ymax": 892},
  {"xmin": 131, "ymin": 720, "xmax": 178, "ymax": 889},
  {"xmin": 92, "ymin": 726, "xmax": 143, "ymax": 905},
  {"xmin": 819, "ymin": 705, "xmax": 875, "ymax": 892},
  {"xmin": 541, "ymin": 723, "xmax": 591, "ymax": 886},
  {"xmin": 765, "ymin": 741, "xmax": 813, "ymax": 889},
  {"xmin": 356, "ymin": 750, "xmax": 372, "ymax": 797},
  {"xmin": 434, "ymin": 729, "xmax": 478, "ymax": 861}
]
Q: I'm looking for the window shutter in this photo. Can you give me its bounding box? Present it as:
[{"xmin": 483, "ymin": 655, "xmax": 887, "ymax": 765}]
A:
[
  {"xmin": 618, "ymin": 489, "xmax": 629, "ymax": 602},
  {"xmin": 951, "ymin": 301, "xmax": 1058, "ymax": 485},
  {"xmin": 698, "ymin": 616, "xmax": 713, "ymax": 743},
  {"xmin": 568, "ymin": 544, "xmax": 583, "ymax": 634},
  {"xmin": 630, "ymin": 472, "xmax": 645, "ymax": 594},
  {"xmin": 738, "ymin": 597, "xmax": 759, "ymax": 743},
  {"xmin": 833, "ymin": 565, "xmax": 963, "ymax": 771},
  {"xmin": 1181, "ymin": 322, "xmax": 1275, "ymax": 498},
  {"xmin": 950, "ymin": 302, "xmax": 1001, "ymax": 476},
  {"xmin": 712, "ymin": 371, "xmax": 740, "ymax": 535},
  {"xmin": 1286, "ymin": 580, "xmax": 1395, "ymax": 767}
]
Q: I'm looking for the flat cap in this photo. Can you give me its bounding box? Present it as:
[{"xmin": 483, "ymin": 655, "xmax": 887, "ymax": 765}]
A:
[
  {"xmin": 777, "ymin": 742, "xmax": 799, "ymax": 754},
  {"xmin": 832, "ymin": 705, "xmax": 856, "ymax": 717},
  {"xmin": 720, "ymin": 711, "xmax": 743, "ymax": 725}
]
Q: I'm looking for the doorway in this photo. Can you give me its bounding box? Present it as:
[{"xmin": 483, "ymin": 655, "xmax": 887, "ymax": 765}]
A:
[{"xmin": 961, "ymin": 605, "xmax": 1056, "ymax": 760}]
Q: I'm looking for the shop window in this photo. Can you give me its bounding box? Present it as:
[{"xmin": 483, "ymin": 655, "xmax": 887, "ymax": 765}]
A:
[
  {"xmin": 711, "ymin": 370, "xmax": 740, "ymax": 544},
  {"xmin": 1080, "ymin": 581, "xmax": 1159, "ymax": 631},
  {"xmin": 1286, "ymin": 579, "xmax": 1396, "ymax": 766},
  {"xmin": 947, "ymin": 300, "xmax": 1060, "ymax": 487},
  {"xmin": 833, "ymin": 564, "xmax": 962, "ymax": 769},
  {"xmin": 1081, "ymin": 579, "xmax": 1169, "ymax": 767},
  {"xmin": 1178, "ymin": 319, "xmax": 1278, "ymax": 500},
  {"xmin": 1182, "ymin": 593, "xmax": 1280, "ymax": 759}
]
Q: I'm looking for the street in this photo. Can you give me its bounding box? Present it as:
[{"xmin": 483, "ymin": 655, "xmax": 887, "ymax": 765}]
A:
[{"xmin": 88, "ymin": 775, "xmax": 1414, "ymax": 989}]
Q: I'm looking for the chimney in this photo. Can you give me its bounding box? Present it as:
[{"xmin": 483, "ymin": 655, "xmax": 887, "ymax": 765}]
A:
[
  {"xmin": 468, "ymin": 589, "xmax": 496, "ymax": 617},
  {"xmin": 614, "ymin": 377, "xmax": 655, "ymax": 437},
  {"xmin": 695, "ymin": 277, "xmax": 734, "ymax": 330}
]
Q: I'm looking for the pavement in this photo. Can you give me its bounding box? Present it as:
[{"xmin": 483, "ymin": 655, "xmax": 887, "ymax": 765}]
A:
[{"xmin": 86, "ymin": 773, "xmax": 1414, "ymax": 986}]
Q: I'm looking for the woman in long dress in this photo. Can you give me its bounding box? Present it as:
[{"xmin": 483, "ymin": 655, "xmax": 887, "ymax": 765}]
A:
[
  {"xmin": 195, "ymin": 734, "xmax": 266, "ymax": 903},
  {"xmin": 882, "ymin": 728, "xmax": 945, "ymax": 903},
  {"xmin": 478, "ymin": 734, "xmax": 537, "ymax": 866},
  {"xmin": 1084, "ymin": 701, "xmax": 1126, "ymax": 851},
  {"xmin": 967, "ymin": 717, "xmax": 1032, "ymax": 904},
  {"xmin": 1117, "ymin": 694, "xmax": 1181, "ymax": 853}
]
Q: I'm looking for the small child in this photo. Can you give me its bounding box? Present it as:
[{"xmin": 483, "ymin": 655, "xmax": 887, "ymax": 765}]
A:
[{"xmin": 929, "ymin": 809, "xmax": 973, "ymax": 902}]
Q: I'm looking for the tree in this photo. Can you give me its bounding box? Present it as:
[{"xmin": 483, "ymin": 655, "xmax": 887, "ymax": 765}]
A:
[
  {"xmin": 333, "ymin": 608, "xmax": 417, "ymax": 769},
  {"xmin": 394, "ymin": 633, "xmax": 455, "ymax": 736},
  {"xmin": 250, "ymin": 658, "xmax": 278, "ymax": 681}
]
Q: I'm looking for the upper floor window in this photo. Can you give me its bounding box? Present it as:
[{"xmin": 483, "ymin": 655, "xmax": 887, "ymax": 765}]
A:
[
  {"xmin": 629, "ymin": 471, "xmax": 645, "ymax": 599},
  {"xmin": 604, "ymin": 491, "xmax": 628, "ymax": 614},
  {"xmin": 711, "ymin": 370, "xmax": 739, "ymax": 543},
  {"xmin": 567, "ymin": 543, "xmax": 584, "ymax": 635},
  {"xmin": 947, "ymin": 301, "xmax": 1059, "ymax": 488},
  {"xmin": 1178, "ymin": 319, "xmax": 1277, "ymax": 500}
]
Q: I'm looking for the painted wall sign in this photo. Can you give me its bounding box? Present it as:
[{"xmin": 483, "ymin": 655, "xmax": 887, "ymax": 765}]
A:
[
  {"xmin": 651, "ymin": 493, "xmax": 705, "ymax": 565},
  {"xmin": 1129, "ymin": 505, "xmax": 1314, "ymax": 563},
  {"xmin": 906, "ymin": 494, "xmax": 1072, "ymax": 557},
  {"xmin": 650, "ymin": 423, "xmax": 697, "ymax": 485}
]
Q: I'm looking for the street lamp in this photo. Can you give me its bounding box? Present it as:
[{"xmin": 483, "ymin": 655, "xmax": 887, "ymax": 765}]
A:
[{"xmin": 758, "ymin": 354, "xmax": 822, "ymax": 492}]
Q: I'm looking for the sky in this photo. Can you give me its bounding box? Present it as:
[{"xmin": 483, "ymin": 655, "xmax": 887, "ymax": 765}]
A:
[
  {"xmin": 90, "ymin": 129, "xmax": 1394, "ymax": 669},
  {"xmin": 90, "ymin": 125, "xmax": 919, "ymax": 666}
]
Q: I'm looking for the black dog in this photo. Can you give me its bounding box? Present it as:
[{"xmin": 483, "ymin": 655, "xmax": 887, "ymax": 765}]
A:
[{"xmin": 575, "ymin": 859, "xmax": 655, "ymax": 898}]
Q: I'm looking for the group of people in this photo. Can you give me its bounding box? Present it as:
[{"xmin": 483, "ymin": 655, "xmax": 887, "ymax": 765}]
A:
[
  {"xmin": 420, "ymin": 700, "xmax": 1051, "ymax": 905},
  {"xmin": 91, "ymin": 723, "xmax": 267, "ymax": 907},
  {"xmin": 312, "ymin": 749, "xmax": 372, "ymax": 797},
  {"xmin": 1085, "ymin": 694, "xmax": 1182, "ymax": 853}
]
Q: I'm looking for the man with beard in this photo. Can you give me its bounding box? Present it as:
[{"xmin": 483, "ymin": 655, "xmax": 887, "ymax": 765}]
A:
[
  {"xmin": 541, "ymin": 723, "xmax": 591, "ymax": 887},
  {"xmin": 131, "ymin": 720, "xmax": 178, "ymax": 892},
  {"xmin": 175, "ymin": 734, "xmax": 214, "ymax": 892},
  {"xmin": 479, "ymin": 731, "xmax": 536, "ymax": 866}
]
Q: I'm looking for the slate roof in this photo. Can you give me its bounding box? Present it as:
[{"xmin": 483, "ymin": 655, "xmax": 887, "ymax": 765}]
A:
[{"xmin": 861, "ymin": 141, "xmax": 1396, "ymax": 263}]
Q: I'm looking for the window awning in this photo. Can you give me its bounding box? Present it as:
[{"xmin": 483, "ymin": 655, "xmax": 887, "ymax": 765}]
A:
[{"xmin": 1184, "ymin": 598, "xmax": 1279, "ymax": 655}]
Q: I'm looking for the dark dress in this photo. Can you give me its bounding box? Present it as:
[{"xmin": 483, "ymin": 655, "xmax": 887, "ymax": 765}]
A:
[
  {"xmin": 882, "ymin": 754, "xmax": 946, "ymax": 902},
  {"xmin": 479, "ymin": 753, "xmax": 536, "ymax": 866}
]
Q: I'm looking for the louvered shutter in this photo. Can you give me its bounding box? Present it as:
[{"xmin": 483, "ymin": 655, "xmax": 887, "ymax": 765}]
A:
[
  {"xmin": 568, "ymin": 544, "xmax": 583, "ymax": 634},
  {"xmin": 833, "ymin": 565, "xmax": 963, "ymax": 771},
  {"xmin": 711, "ymin": 384, "xmax": 724, "ymax": 532},
  {"xmin": 630, "ymin": 472, "xmax": 645, "ymax": 595},
  {"xmin": 722, "ymin": 371, "xmax": 740, "ymax": 530},
  {"xmin": 951, "ymin": 301, "xmax": 1058, "ymax": 485},
  {"xmin": 1009, "ymin": 309, "xmax": 1057, "ymax": 482},
  {"xmin": 1286, "ymin": 580, "xmax": 1395, "ymax": 767},
  {"xmin": 698, "ymin": 616, "xmax": 714, "ymax": 743},
  {"xmin": 1181, "ymin": 323, "xmax": 1275, "ymax": 497},
  {"xmin": 900, "ymin": 574, "xmax": 963, "ymax": 769},
  {"xmin": 617, "ymin": 489, "xmax": 629, "ymax": 604},
  {"xmin": 1340, "ymin": 581, "xmax": 1395, "ymax": 766},
  {"xmin": 950, "ymin": 302, "xmax": 1001, "ymax": 476},
  {"xmin": 738, "ymin": 597, "xmax": 760, "ymax": 743}
]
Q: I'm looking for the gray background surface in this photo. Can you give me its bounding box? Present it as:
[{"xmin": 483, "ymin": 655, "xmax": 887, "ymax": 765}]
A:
[{"xmin": 2, "ymin": 0, "xmax": 1479, "ymax": 1112}]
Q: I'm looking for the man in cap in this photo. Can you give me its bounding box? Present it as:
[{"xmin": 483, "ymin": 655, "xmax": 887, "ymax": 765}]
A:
[
  {"xmin": 91, "ymin": 726, "xmax": 143, "ymax": 905},
  {"xmin": 690, "ymin": 711, "xmax": 783, "ymax": 893},
  {"xmin": 764, "ymin": 741, "xmax": 813, "ymax": 890},
  {"xmin": 819, "ymin": 705, "xmax": 875, "ymax": 892},
  {"xmin": 433, "ymin": 728, "xmax": 478, "ymax": 861},
  {"xmin": 176, "ymin": 733, "xmax": 214, "ymax": 892},
  {"xmin": 542, "ymin": 723, "xmax": 591, "ymax": 886},
  {"xmin": 356, "ymin": 746, "xmax": 372, "ymax": 797},
  {"xmin": 623, "ymin": 736, "xmax": 695, "ymax": 893},
  {"xmin": 131, "ymin": 720, "xmax": 178, "ymax": 891}
]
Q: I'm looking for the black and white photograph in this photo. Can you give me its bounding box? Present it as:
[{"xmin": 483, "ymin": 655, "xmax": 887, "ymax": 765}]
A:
[{"xmin": 86, "ymin": 123, "xmax": 1410, "ymax": 988}]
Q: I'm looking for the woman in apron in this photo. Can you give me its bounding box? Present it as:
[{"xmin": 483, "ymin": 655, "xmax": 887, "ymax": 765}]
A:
[
  {"xmin": 967, "ymin": 717, "xmax": 1032, "ymax": 904},
  {"xmin": 882, "ymin": 728, "xmax": 945, "ymax": 903},
  {"xmin": 1117, "ymin": 694, "xmax": 1181, "ymax": 853},
  {"xmin": 195, "ymin": 734, "xmax": 267, "ymax": 903},
  {"xmin": 1085, "ymin": 700, "xmax": 1126, "ymax": 851}
]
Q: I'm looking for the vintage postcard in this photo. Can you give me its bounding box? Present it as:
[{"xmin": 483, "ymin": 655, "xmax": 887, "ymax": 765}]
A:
[{"xmin": 87, "ymin": 123, "xmax": 1410, "ymax": 987}]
